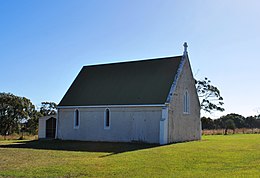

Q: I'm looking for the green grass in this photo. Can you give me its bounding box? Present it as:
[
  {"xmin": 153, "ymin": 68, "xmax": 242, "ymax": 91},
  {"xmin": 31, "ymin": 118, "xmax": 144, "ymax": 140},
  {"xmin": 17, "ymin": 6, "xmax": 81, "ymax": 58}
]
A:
[{"xmin": 0, "ymin": 134, "xmax": 259, "ymax": 177}]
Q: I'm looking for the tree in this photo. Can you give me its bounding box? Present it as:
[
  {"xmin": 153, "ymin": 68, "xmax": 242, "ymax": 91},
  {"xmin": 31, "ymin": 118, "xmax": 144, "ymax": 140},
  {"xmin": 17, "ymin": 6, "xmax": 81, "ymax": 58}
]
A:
[
  {"xmin": 0, "ymin": 93, "xmax": 36, "ymax": 137},
  {"xmin": 256, "ymin": 116, "xmax": 260, "ymax": 129},
  {"xmin": 213, "ymin": 119, "xmax": 224, "ymax": 130},
  {"xmin": 244, "ymin": 116, "xmax": 256, "ymax": 133},
  {"xmin": 196, "ymin": 77, "xmax": 224, "ymax": 113},
  {"xmin": 219, "ymin": 113, "xmax": 245, "ymax": 128},
  {"xmin": 40, "ymin": 102, "xmax": 57, "ymax": 116},
  {"xmin": 27, "ymin": 110, "xmax": 42, "ymax": 135},
  {"xmin": 224, "ymin": 119, "xmax": 236, "ymax": 135},
  {"xmin": 201, "ymin": 117, "xmax": 214, "ymax": 130}
]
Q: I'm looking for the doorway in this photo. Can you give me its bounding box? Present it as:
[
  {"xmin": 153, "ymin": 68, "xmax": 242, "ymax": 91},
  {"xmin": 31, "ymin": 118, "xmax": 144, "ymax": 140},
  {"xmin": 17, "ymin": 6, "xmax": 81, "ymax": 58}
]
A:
[{"xmin": 46, "ymin": 117, "xmax": 56, "ymax": 138}]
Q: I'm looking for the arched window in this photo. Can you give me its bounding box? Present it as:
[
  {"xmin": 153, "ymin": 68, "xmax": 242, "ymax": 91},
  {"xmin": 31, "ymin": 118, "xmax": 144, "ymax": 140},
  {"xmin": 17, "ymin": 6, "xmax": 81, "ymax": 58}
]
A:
[
  {"xmin": 74, "ymin": 109, "xmax": 80, "ymax": 128},
  {"xmin": 183, "ymin": 90, "xmax": 190, "ymax": 114},
  {"xmin": 104, "ymin": 108, "xmax": 110, "ymax": 129}
]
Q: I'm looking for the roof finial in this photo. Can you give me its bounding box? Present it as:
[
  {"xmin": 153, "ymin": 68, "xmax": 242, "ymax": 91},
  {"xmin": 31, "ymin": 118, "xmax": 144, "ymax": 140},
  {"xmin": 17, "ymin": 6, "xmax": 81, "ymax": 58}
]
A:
[{"xmin": 183, "ymin": 42, "xmax": 188, "ymax": 54}]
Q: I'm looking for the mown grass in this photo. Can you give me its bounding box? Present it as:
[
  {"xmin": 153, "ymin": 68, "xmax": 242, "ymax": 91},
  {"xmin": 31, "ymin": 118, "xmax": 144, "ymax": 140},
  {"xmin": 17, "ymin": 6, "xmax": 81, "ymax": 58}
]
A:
[{"xmin": 0, "ymin": 134, "xmax": 259, "ymax": 177}]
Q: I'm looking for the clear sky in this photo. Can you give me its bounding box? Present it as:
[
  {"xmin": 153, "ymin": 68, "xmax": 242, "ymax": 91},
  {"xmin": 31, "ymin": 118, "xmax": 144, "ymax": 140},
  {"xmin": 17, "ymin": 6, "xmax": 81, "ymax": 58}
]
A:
[{"xmin": 1, "ymin": 0, "xmax": 259, "ymax": 118}]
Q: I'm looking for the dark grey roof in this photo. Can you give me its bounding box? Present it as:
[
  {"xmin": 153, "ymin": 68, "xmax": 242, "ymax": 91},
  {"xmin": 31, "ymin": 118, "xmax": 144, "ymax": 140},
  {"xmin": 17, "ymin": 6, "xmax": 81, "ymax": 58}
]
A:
[{"xmin": 58, "ymin": 56, "xmax": 183, "ymax": 106}]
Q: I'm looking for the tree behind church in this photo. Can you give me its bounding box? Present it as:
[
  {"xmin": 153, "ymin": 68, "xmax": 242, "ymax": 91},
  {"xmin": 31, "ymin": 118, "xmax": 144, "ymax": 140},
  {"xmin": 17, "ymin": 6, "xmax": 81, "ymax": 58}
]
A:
[{"xmin": 0, "ymin": 93, "xmax": 36, "ymax": 137}]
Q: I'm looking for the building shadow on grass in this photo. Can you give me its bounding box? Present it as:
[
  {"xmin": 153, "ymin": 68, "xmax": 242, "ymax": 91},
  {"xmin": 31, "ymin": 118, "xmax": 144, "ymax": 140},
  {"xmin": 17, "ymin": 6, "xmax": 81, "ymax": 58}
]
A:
[{"xmin": 0, "ymin": 139, "xmax": 159, "ymax": 157}]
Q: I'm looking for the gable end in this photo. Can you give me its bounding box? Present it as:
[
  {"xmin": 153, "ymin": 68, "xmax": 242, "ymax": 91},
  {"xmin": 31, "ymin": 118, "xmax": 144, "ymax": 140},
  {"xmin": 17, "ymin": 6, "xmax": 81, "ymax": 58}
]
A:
[{"xmin": 165, "ymin": 55, "xmax": 187, "ymax": 104}]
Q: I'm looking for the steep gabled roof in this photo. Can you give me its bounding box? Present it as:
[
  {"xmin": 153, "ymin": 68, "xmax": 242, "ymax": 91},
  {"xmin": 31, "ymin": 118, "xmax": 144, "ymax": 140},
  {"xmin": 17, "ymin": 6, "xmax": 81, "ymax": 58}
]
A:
[{"xmin": 58, "ymin": 56, "xmax": 183, "ymax": 106}]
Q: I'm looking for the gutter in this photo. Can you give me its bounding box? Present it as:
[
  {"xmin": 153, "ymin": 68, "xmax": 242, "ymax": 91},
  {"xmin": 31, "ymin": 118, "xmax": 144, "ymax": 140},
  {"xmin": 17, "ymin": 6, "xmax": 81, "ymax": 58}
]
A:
[{"xmin": 57, "ymin": 104, "xmax": 166, "ymax": 109}]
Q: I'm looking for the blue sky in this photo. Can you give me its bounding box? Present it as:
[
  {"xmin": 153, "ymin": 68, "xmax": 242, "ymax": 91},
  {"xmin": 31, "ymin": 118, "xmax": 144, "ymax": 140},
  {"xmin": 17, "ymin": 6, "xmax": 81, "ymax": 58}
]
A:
[{"xmin": 1, "ymin": 0, "xmax": 259, "ymax": 118}]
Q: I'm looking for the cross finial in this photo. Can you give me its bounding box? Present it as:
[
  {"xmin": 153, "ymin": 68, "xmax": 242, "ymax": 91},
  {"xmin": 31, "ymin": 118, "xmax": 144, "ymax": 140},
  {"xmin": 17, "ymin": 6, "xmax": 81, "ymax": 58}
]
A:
[{"xmin": 183, "ymin": 42, "xmax": 188, "ymax": 54}]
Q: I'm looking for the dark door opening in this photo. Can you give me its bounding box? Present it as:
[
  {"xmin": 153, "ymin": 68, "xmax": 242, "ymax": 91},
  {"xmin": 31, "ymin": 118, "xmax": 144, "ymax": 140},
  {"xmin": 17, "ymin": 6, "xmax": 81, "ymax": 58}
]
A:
[{"xmin": 46, "ymin": 117, "xmax": 56, "ymax": 138}]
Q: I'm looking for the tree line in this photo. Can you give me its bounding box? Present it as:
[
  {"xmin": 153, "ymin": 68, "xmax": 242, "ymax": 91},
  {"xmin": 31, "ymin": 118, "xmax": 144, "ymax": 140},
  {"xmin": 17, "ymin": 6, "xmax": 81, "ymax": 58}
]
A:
[
  {"xmin": 201, "ymin": 114, "xmax": 260, "ymax": 134},
  {"xmin": 0, "ymin": 92, "xmax": 57, "ymax": 137},
  {"xmin": 196, "ymin": 77, "xmax": 259, "ymax": 134}
]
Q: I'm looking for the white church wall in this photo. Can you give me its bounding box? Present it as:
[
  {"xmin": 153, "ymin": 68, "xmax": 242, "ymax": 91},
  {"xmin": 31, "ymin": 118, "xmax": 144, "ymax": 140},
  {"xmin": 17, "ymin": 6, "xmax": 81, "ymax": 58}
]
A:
[{"xmin": 57, "ymin": 107, "xmax": 162, "ymax": 144}]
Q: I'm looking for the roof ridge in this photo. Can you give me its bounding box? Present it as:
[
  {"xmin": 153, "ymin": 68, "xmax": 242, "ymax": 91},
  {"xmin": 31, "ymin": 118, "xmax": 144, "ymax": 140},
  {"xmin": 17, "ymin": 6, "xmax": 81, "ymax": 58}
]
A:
[{"xmin": 83, "ymin": 55, "xmax": 183, "ymax": 68}]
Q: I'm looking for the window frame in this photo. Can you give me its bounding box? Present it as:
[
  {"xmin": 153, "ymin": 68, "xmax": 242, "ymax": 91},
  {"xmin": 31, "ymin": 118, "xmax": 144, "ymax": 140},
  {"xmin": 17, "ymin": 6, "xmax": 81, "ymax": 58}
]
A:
[
  {"xmin": 74, "ymin": 109, "xmax": 80, "ymax": 129},
  {"xmin": 183, "ymin": 90, "xmax": 190, "ymax": 114},
  {"xmin": 104, "ymin": 108, "xmax": 111, "ymax": 129}
]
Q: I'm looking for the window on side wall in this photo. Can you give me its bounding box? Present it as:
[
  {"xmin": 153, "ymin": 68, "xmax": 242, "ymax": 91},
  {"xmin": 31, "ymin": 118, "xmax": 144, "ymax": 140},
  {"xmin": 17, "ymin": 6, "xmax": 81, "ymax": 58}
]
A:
[
  {"xmin": 74, "ymin": 109, "xmax": 80, "ymax": 129},
  {"xmin": 183, "ymin": 90, "xmax": 190, "ymax": 114},
  {"xmin": 104, "ymin": 108, "xmax": 110, "ymax": 129}
]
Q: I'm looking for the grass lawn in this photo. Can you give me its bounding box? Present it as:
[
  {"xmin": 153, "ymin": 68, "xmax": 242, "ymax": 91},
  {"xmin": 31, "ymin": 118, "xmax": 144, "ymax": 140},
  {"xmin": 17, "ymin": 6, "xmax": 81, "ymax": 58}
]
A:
[{"xmin": 0, "ymin": 134, "xmax": 259, "ymax": 177}]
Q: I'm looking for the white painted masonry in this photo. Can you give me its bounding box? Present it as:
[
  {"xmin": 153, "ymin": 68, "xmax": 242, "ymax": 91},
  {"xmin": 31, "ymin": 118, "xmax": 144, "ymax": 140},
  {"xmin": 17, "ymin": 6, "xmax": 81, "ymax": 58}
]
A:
[{"xmin": 57, "ymin": 107, "xmax": 162, "ymax": 143}]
